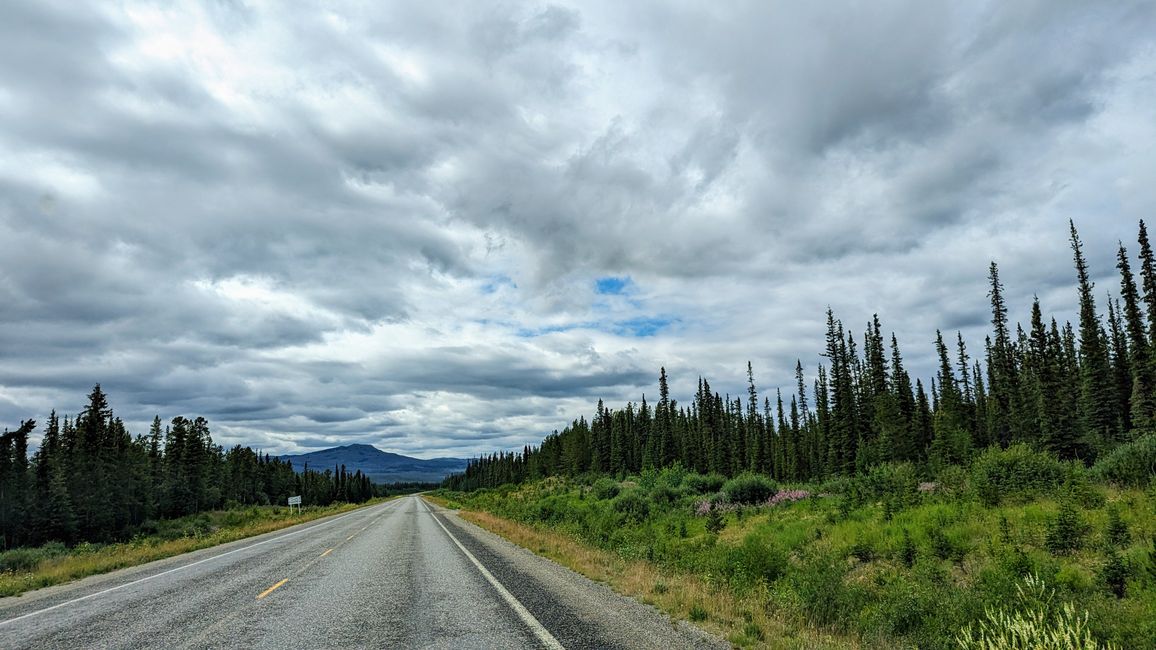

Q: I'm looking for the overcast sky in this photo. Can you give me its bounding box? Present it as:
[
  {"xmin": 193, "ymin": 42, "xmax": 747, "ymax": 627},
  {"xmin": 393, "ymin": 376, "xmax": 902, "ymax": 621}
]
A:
[{"xmin": 2, "ymin": 1, "xmax": 1155, "ymax": 458}]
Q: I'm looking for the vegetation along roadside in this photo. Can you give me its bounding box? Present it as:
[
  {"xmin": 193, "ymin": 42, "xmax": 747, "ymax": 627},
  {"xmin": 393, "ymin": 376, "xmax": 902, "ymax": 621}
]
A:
[{"xmin": 440, "ymin": 221, "xmax": 1156, "ymax": 649}]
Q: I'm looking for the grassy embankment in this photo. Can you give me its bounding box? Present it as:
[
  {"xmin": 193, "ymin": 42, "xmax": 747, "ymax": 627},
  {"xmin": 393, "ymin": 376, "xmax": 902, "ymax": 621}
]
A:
[
  {"xmin": 436, "ymin": 445, "xmax": 1156, "ymax": 649},
  {"xmin": 0, "ymin": 497, "xmax": 392, "ymax": 598}
]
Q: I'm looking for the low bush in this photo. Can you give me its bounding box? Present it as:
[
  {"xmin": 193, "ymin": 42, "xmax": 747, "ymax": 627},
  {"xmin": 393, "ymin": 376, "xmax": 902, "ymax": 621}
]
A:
[
  {"xmin": 1046, "ymin": 499, "xmax": 1089, "ymax": 556},
  {"xmin": 789, "ymin": 553, "xmax": 860, "ymax": 628},
  {"xmin": 718, "ymin": 533, "xmax": 787, "ymax": 589},
  {"xmin": 1092, "ymin": 433, "xmax": 1156, "ymax": 487},
  {"xmin": 591, "ymin": 477, "xmax": 620, "ymax": 500},
  {"xmin": 860, "ymin": 462, "xmax": 920, "ymax": 511},
  {"xmin": 612, "ymin": 489, "xmax": 651, "ymax": 524},
  {"xmin": 972, "ymin": 444, "xmax": 1067, "ymax": 506},
  {"xmin": 684, "ymin": 472, "xmax": 726, "ymax": 495},
  {"xmin": 0, "ymin": 542, "xmax": 67, "ymax": 574},
  {"xmin": 721, "ymin": 473, "xmax": 777, "ymax": 505}
]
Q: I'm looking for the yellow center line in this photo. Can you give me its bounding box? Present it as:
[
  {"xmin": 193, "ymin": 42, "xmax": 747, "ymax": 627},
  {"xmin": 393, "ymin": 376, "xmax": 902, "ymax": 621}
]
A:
[
  {"xmin": 256, "ymin": 578, "xmax": 289, "ymax": 600},
  {"xmin": 346, "ymin": 534, "xmax": 356, "ymax": 541},
  {"xmin": 320, "ymin": 548, "xmax": 333, "ymax": 557}
]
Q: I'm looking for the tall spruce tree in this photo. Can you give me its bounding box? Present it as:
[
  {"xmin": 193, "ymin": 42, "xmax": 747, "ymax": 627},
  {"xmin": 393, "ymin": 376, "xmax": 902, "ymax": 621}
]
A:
[
  {"xmin": 1070, "ymin": 220, "xmax": 1118, "ymax": 450},
  {"xmin": 1119, "ymin": 241, "xmax": 1155, "ymax": 430}
]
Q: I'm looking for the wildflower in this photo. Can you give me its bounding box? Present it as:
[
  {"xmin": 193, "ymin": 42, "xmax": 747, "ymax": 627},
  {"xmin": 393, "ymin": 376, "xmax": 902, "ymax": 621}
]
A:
[{"xmin": 766, "ymin": 489, "xmax": 811, "ymax": 507}]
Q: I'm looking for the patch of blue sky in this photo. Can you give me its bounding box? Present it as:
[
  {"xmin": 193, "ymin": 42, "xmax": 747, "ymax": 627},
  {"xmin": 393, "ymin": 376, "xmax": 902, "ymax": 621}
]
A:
[
  {"xmin": 612, "ymin": 316, "xmax": 676, "ymax": 337},
  {"xmin": 481, "ymin": 274, "xmax": 516, "ymax": 294},
  {"xmin": 594, "ymin": 276, "xmax": 632, "ymax": 295}
]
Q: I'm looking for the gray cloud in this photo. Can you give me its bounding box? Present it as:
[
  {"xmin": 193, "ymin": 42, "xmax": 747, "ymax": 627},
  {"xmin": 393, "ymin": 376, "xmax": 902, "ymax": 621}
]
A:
[{"xmin": 1, "ymin": 0, "xmax": 1154, "ymax": 458}]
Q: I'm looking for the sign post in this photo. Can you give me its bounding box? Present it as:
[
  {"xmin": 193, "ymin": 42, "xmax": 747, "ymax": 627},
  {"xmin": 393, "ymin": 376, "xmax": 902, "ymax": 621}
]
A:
[{"xmin": 288, "ymin": 495, "xmax": 302, "ymax": 514}]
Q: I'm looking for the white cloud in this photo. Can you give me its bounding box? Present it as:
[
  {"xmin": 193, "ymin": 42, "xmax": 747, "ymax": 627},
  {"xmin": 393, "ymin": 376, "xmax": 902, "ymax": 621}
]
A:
[{"xmin": 1, "ymin": 0, "xmax": 1154, "ymax": 457}]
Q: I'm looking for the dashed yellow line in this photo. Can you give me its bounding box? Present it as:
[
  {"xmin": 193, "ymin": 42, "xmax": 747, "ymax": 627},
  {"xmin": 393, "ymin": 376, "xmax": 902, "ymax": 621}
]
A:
[
  {"xmin": 320, "ymin": 548, "xmax": 333, "ymax": 558},
  {"xmin": 256, "ymin": 578, "xmax": 289, "ymax": 600},
  {"xmin": 346, "ymin": 534, "xmax": 356, "ymax": 541}
]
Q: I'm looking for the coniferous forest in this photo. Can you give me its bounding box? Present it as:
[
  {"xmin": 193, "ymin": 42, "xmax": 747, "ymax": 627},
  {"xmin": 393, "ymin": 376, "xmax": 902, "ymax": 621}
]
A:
[
  {"xmin": 0, "ymin": 385, "xmax": 375, "ymax": 550},
  {"xmin": 446, "ymin": 220, "xmax": 1156, "ymax": 491}
]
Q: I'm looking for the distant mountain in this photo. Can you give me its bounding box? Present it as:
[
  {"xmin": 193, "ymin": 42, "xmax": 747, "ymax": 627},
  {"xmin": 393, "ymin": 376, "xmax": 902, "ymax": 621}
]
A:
[{"xmin": 278, "ymin": 443, "xmax": 467, "ymax": 484}]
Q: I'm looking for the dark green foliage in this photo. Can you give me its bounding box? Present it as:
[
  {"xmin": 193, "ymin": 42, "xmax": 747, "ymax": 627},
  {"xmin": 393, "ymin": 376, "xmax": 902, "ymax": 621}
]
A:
[
  {"xmin": 1106, "ymin": 504, "xmax": 1129, "ymax": 548},
  {"xmin": 719, "ymin": 534, "xmax": 787, "ymax": 588},
  {"xmin": 1092, "ymin": 433, "xmax": 1156, "ymax": 487},
  {"xmin": 684, "ymin": 472, "xmax": 726, "ymax": 495},
  {"xmin": 612, "ymin": 489, "xmax": 650, "ymax": 524},
  {"xmin": 721, "ymin": 473, "xmax": 777, "ymax": 505},
  {"xmin": 0, "ymin": 386, "xmax": 376, "ymax": 550},
  {"xmin": 1046, "ymin": 499, "xmax": 1088, "ymax": 555},
  {"xmin": 789, "ymin": 554, "xmax": 856, "ymax": 627},
  {"xmin": 859, "ymin": 462, "xmax": 919, "ymax": 510},
  {"xmin": 705, "ymin": 504, "xmax": 725, "ymax": 534},
  {"xmin": 971, "ymin": 444, "xmax": 1067, "ymax": 506},
  {"xmin": 900, "ymin": 529, "xmax": 917, "ymax": 567},
  {"xmin": 591, "ymin": 477, "xmax": 620, "ymax": 500},
  {"xmin": 927, "ymin": 526, "xmax": 964, "ymax": 562},
  {"xmin": 1102, "ymin": 549, "xmax": 1130, "ymax": 598},
  {"xmin": 1145, "ymin": 536, "xmax": 1156, "ymax": 585}
]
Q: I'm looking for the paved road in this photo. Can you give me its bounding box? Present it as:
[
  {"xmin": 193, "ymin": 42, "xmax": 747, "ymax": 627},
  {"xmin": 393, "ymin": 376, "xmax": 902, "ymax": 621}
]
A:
[{"xmin": 0, "ymin": 496, "xmax": 726, "ymax": 649}]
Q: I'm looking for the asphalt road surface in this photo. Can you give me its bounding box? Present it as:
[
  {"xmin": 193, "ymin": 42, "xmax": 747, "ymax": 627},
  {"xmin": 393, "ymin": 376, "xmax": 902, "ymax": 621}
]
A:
[{"xmin": 0, "ymin": 496, "xmax": 726, "ymax": 649}]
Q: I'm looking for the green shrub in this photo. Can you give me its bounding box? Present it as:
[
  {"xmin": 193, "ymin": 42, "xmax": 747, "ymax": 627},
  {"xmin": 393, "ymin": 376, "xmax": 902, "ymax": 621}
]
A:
[
  {"xmin": 1105, "ymin": 504, "xmax": 1129, "ymax": 549},
  {"xmin": 972, "ymin": 444, "xmax": 1067, "ymax": 506},
  {"xmin": 684, "ymin": 472, "xmax": 727, "ymax": 495},
  {"xmin": 612, "ymin": 490, "xmax": 651, "ymax": 524},
  {"xmin": 0, "ymin": 548, "xmax": 46, "ymax": 574},
  {"xmin": 1101, "ymin": 550, "xmax": 1129, "ymax": 599},
  {"xmin": 1092, "ymin": 433, "xmax": 1156, "ymax": 487},
  {"xmin": 790, "ymin": 554, "xmax": 852, "ymax": 627},
  {"xmin": 591, "ymin": 477, "xmax": 620, "ymax": 501},
  {"xmin": 722, "ymin": 473, "xmax": 777, "ymax": 505},
  {"xmin": 705, "ymin": 504, "xmax": 726, "ymax": 534},
  {"xmin": 719, "ymin": 534, "xmax": 787, "ymax": 589},
  {"xmin": 927, "ymin": 526, "xmax": 966, "ymax": 562},
  {"xmin": 861, "ymin": 462, "xmax": 919, "ymax": 508},
  {"xmin": 935, "ymin": 464, "xmax": 971, "ymax": 500},
  {"xmin": 899, "ymin": 529, "xmax": 917, "ymax": 568},
  {"xmin": 649, "ymin": 483, "xmax": 683, "ymax": 506},
  {"xmin": 1046, "ymin": 499, "xmax": 1088, "ymax": 556}
]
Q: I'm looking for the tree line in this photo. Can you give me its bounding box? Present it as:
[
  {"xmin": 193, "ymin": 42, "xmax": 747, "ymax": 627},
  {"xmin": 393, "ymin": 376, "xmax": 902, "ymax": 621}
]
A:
[
  {"xmin": 0, "ymin": 386, "xmax": 374, "ymax": 549},
  {"xmin": 446, "ymin": 220, "xmax": 1156, "ymax": 491}
]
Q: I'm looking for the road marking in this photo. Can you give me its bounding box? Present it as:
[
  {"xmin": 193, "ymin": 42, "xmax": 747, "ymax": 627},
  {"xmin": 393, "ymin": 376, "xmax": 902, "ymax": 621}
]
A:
[
  {"xmin": 346, "ymin": 534, "xmax": 356, "ymax": 541},
  {"xmin": 320, "ymin": 548, "xmax": 333, "ymax": 557},
  {"xmin": 0, "ymin": 499, "xmax": 403, "ymax": 629},
  {"xmin": 420, "ymin": 498, "xmax": 565, "ymax": 650},
  {"xmin": 256, "ymin": 578, "xmax": 289, "ymax": 600}
]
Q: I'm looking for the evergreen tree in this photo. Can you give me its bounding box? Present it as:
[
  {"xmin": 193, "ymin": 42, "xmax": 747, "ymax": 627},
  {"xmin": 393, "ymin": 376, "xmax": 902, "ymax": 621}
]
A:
[
  {"xmin": 1118, "ymin": 241, "xmax": 1155, "ymax": 430},
  {"xmin": 1071, "ymin": 220, "xmax": 1118, "ymax": 450}
]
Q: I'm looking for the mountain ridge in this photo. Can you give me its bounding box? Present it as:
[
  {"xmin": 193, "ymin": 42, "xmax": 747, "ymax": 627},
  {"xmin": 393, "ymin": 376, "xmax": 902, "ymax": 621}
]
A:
[{"xmin": 278, "ymin": 443, "xmax": 467, "ymax": 484}]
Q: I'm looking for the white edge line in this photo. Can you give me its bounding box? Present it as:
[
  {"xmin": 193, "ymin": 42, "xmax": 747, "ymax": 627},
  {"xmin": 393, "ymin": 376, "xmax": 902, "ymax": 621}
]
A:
[
  {"xmin": 0, "ymin": 499, "xmax": 400, "ymax": 628},
  {"xmin": 420, "ymin": 497, "xmax": 564, "ymax": 650}
]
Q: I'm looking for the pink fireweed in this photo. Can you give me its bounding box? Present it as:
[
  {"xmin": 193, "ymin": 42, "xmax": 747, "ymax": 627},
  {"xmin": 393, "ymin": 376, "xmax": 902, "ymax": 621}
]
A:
[
  {"xmin": 766, "ymin": 489, "xmax": 811, "ymax": 507},
  {"xmin": 693, "ymin": 499, "xmax": 737, "ymax": 516}
]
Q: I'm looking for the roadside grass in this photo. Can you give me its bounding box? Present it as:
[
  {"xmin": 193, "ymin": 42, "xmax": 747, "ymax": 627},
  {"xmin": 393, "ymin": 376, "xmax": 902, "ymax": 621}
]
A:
[
  {"xmin": 437, "ymin": 460, "xmax": 1156, "ymax": 649},
  {"xmin": 0, "ymin": 498, "xmax": 392, "ymax": 598},
  {"xmin": 455, "ymin": 508, "xmax": 861, "ymax": 649}
]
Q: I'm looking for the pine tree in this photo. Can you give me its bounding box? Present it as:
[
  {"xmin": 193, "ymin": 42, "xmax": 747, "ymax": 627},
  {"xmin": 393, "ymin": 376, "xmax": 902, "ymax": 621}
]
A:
[
  {"xmin": 987, "ymin": 262, "xmax": 1018, "ymax": 447},
  {"xmin": 1119, "ymin": 241, "xmax": 1155, "ymax": 430},
  {"xmin": 1071, "ymin": 220, "xmax": 1118, "ymax": 450},
  {"xmin": 1107, "ymin": 297, "xmax": 1133, "ymax": 435},
  {"xmin": 1139, "ymin": 220, "xmax": 1156, "ymax": 347}
]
